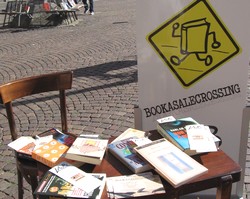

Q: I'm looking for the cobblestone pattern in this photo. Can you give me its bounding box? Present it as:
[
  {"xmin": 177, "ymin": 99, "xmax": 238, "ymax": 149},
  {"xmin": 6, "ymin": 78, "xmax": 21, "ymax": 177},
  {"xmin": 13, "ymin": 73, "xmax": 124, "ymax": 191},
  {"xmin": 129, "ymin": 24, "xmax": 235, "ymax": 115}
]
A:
[{"xmin": 0, "ymin": 0, "xmax": 249, "ymax": 198}]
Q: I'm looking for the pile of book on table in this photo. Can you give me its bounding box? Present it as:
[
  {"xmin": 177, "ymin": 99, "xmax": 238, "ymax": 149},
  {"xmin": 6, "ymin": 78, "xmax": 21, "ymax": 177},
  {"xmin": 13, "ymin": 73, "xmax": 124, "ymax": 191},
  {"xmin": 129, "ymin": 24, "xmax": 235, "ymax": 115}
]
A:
[
  {"xmin": 107, "ymin": 116, "xmax": 221, "ymax": 189},
  {"xmin": 8, "ymin": 128, "xmax": 109, "ymax": 168},
  {"xmin": 7, "ymin": 115, "xmax": 221, "ymax": 198}
]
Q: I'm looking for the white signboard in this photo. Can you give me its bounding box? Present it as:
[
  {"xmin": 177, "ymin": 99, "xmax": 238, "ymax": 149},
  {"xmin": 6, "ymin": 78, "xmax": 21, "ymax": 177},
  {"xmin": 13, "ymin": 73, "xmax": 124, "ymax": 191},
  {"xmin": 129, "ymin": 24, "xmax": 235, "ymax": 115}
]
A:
[{"xmin": 136, "ymin": 0, "xmax": 250, "ymax": 197}]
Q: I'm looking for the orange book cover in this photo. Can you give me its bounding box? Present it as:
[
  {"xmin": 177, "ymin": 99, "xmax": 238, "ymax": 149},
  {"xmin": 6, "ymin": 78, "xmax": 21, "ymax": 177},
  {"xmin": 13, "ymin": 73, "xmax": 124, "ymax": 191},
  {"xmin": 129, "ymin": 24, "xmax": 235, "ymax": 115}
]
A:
[{"xmin": 32, "ymin": 139, "xmax": 71, "ymax": 168}]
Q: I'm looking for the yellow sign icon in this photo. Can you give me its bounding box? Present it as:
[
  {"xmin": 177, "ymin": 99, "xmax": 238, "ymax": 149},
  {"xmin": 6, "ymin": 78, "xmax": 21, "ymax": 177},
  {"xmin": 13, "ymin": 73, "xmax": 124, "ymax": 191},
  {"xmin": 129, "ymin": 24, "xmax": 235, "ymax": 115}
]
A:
[{"xmin": 147, "ymin": 0, "xmax": 241, "ymax": 87}]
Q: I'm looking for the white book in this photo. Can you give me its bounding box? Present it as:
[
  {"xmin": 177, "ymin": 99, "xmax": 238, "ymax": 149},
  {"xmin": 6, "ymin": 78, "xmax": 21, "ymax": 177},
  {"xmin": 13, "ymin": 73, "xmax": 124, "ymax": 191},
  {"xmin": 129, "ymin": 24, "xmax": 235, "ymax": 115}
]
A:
[
  {"xmin": 49, "ymin": 162, "xmax": 102, "ymax": 193},
  {"xmin": 134, "ymin": 138, "xmax": 208, "ymax": 188},
  {"xmin": 65, "ymin": 137, "xmax": 108, "ymax": 165},
  {"xmin": 186, "ymin": 124, "xmax": 218, "ymax": 152},
  {"xmin": 8, "ymin": 136, "xmax": 36, "ymax": 155},
  {"xmin": 106, "ymin": 172, "xmax": 165, "ymax": 198},
  {"xmin": 111, "ymin": 128, "xmax": 148, "ymax": 143}
]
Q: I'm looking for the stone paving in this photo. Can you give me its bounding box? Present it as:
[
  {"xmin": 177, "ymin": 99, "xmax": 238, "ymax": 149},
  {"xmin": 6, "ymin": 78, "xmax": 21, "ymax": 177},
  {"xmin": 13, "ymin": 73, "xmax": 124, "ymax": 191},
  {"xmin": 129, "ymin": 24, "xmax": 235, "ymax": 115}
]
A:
[{"xmin": 0, "ymin": 0, "xmax": 249, "ymax": 198}]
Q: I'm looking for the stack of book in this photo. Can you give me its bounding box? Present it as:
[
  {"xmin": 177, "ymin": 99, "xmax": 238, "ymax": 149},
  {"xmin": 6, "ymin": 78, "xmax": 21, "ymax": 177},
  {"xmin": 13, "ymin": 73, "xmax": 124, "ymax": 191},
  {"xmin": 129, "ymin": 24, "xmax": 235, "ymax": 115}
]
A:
[
  {"xmin": 8, "ymin": 129, "xmax": 109, "ymax": 167},
  {"xmin": 8, "ymin": 128, "xmax": 80, "ymax": 167},
  {"xmin": 108, "ymin": 122, "xmax": 218, "ymax": 189},
  {"xmin": 156, "ymin": 116, "xmax": 220, "ymax": 155}
]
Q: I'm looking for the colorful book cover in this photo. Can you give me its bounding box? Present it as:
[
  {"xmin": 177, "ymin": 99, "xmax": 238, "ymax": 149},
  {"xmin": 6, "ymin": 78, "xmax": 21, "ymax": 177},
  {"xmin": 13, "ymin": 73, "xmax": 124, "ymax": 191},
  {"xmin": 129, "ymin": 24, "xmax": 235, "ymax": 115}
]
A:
[
  {"xmin": 65, "ymin": 137, "xmax": 108, "ymax": 165},
  {"xmin": 34, "ymin": 171, "xmax": 106, "ymax": 199},
  {"xmin": 157, "ymin": 117, "xmax": 198, "ymax": 151},
  {"xmin": 32, "ymin": 139, "xmax": 74, "ymax": 167},
  {"xmin": 49, "ymin": 162, "xmax": 102, "ymax": 193},
  {"xmin": 108, "ymin": 137, "xmax": 152, "ymax": 173},
  {"xmin": 36, "ymin": 128, "xmax": 76, "ymax": 147}
]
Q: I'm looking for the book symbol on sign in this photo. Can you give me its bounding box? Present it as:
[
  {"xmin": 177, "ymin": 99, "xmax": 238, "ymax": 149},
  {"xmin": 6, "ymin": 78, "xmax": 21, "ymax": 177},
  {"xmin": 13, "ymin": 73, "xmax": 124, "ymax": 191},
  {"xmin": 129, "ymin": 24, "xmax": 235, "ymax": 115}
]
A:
[{"xmin": 170, "ymin": 18, "xmax": 221, "ymax": 66}]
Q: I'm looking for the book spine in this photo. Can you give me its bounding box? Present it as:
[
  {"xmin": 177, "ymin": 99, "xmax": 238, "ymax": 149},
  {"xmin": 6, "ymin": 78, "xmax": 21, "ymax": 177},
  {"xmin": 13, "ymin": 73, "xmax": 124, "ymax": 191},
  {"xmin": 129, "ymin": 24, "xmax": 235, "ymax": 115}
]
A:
[
  {"xmin": 32, "ymin": 153, "xmax": 52, "ymax": 167},
  {"xmin": 156, "ymin": 124, "xmax": 173, "ymax": 141},
  {"xmin": 156, "ymin": 124, "xmax": 184, "ymax": 151}
]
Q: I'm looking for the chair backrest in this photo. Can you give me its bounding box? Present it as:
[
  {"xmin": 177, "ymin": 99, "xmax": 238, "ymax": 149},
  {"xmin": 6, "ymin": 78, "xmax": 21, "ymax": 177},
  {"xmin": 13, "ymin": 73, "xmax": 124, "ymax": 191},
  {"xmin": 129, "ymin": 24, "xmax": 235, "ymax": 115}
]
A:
[{"xmin": 0, "ymin": 71, "xmax": 73, "ymax": 140}]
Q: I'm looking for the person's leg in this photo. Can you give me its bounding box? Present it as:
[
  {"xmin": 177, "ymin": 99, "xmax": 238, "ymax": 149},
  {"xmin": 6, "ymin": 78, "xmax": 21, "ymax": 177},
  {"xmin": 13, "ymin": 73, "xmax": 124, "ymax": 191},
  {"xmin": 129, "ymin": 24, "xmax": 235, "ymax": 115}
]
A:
[
  {"xmin": 82, "ymin": 0, "xmax": 89, "ymax": 13},
  {"xmin": 89, "ymin": 0, "xmax": 94, "ymax": 13}
]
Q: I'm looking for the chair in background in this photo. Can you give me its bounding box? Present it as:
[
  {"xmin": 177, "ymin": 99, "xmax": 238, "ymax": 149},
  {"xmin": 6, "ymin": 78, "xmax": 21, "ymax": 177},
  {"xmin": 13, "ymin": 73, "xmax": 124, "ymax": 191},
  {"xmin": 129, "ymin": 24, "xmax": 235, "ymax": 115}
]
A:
[{"xmin": 0, "ymin": 71, "xmax": 73, "ymax": 199}]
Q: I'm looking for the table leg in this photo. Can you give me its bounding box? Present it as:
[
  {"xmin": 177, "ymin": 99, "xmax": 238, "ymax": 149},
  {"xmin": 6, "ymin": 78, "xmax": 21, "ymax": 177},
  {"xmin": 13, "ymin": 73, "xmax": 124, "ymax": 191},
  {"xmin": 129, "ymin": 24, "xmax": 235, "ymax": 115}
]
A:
[{"xmin": 216, "ymin": 175, "xmax": 233, "ymax": 199}]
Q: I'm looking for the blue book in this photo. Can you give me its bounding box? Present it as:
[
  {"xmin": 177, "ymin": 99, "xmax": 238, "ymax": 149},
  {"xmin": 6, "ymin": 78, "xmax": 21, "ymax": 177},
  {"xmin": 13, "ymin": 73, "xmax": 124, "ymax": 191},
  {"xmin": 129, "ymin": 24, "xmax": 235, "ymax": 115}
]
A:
[{"xmin": 108, "ymin": 137, "xmax": 152, "ymax": 173}]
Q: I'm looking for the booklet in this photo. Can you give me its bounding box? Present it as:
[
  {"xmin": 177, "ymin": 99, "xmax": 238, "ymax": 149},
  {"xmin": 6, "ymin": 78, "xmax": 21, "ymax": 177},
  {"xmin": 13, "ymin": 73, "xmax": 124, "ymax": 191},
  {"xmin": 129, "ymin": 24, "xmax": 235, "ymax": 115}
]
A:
[{"xmin": 185, "ymin": 124, "xmax": 218, "ymax": 152}]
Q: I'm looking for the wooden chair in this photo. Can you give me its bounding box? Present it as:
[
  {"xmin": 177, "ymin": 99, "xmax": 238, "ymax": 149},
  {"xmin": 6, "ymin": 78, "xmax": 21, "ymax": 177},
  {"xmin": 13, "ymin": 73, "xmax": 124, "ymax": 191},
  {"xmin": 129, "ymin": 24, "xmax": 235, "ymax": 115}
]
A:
[{"xmin": 0, "ymin": 71, "xmax": 73, "ymax": 199}]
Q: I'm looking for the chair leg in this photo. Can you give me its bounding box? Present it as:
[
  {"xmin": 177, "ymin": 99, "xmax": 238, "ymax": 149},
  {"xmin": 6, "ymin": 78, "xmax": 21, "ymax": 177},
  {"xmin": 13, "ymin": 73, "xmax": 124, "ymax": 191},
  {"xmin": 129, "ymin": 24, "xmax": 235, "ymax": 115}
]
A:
[
  {"xmin": 17, "ymin": 168, "xmax": 24, "ymax": 199},
  {"xmin": 30, "ymin": 176, "xmax": 38, "ymax": 199}
]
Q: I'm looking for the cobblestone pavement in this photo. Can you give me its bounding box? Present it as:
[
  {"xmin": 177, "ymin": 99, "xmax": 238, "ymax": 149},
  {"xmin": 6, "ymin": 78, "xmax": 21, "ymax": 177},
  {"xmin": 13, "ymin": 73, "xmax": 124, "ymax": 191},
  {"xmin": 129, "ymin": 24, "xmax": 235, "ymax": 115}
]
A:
[{"xmin": 0, "ymin": 0, "xmax": 249, "ymax": 198}]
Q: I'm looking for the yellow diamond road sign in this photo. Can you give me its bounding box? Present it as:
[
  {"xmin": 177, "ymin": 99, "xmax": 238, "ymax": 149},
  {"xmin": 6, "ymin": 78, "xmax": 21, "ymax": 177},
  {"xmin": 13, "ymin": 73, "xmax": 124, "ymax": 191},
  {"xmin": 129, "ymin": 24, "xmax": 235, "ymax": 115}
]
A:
[{"xmin": 147, "ymin": 0, "xmax": 241, "ymax": 87}]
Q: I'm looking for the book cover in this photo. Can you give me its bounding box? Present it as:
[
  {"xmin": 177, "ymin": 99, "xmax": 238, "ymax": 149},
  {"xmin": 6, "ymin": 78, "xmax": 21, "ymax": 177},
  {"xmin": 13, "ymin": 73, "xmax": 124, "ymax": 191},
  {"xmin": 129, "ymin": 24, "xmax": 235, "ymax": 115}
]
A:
[
  {"xmin": 106, "ymin": 172, "xmax": 165, "ymax": 198},
  {"xmin": 34, "ymin": 171, "xmax": 106, "ymax": 199},
  {"xmin": 32, "ymin": 139, "xmax": 74, "ymax": 168},
  {"xmin": 8, "ymin": 136, "xmax": 36, "ymax": 160},
  {"xmin": 65, "ymin": 137, "xmax": 108, "ymax": 165},
  {"xmin": 36, "ymin": 128, "xmax": 76, "ymax": 147},
  {"xmin": 108, "ymin": 137, "xmax": 152, "ymax": 173},
  {"xmin": 49, "ymin": 162, "xmax": 102, "ymax": 193},
  {"xmin": 134, "ymin": 138, "xmax": 208, "ymax": 188},
  {"xmin": 157, "ymin": 117, "xmax": 198, "ymax": 155}
]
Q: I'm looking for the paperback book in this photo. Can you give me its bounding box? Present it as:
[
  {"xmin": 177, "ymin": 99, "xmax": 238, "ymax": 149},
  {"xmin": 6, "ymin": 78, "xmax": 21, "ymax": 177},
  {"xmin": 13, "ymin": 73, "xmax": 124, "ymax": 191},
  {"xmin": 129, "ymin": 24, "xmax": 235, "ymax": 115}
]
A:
[
  {"xmin": 157, "ymin": 117, "xmax": 200, "ymax": 155},
  {"xmin": 108, "ymin": 137, "xmax": 152, "ymax": 173},
  {"xmin": 36, "ymin": 128, "xmax": 76, "ymax": 147},
  {"xmin": 49, "ymin": 162, "xmax": 102, "ymax": 193},
  {"xmin": 8, "ymin": 136, "xmax": 36, "ymax": 160},
  {"xmin": 34, "ymin": 171, "xmax": 106, "ymax": 199},
  {"xmin": 106, "ymin": 172, "xmax": 165, "ymax": 198},
  {"xmin": 8, "ymin": 128, "xmax": 76, "ymax": 160},
  {"xmin": 157, "ymin": 117, "xmax": 220, "ymax": 155},
  {"xmin": 134, "ymin": 138, "xmax": 208, "ymax": 188},
  {"xmin": 111, "ymin": 128, "xmax": 148, "ymax": 143},
  {"xmin": 32, "ymin": 139, "xmax": 77, "ymax": 168},
  {"xmin": 65, "ymin": 137, "xmax": 109, "ymax": 165}
]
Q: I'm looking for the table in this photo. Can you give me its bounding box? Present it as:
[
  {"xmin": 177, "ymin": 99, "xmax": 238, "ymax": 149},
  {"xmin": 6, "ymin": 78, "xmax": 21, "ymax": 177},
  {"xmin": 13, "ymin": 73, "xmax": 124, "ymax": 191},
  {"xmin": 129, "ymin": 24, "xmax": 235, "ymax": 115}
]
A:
[
  {"xmin": 37, "ymin": 130, "xmax": 241, "ymax": 199},
  {"xmin": 84, "ymin": 130, "xmax": 241, "ymax": 199}
]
